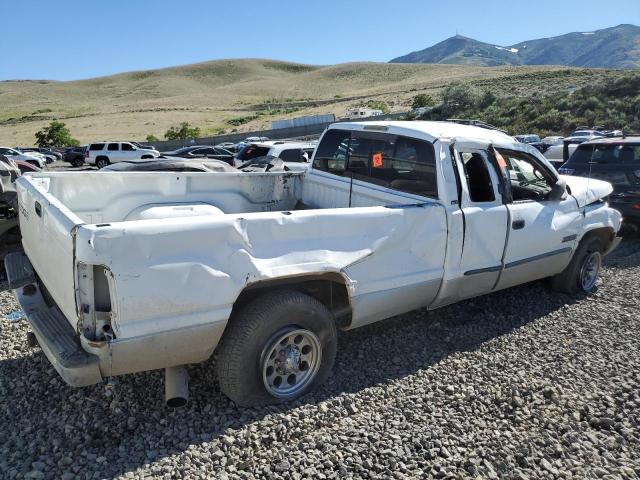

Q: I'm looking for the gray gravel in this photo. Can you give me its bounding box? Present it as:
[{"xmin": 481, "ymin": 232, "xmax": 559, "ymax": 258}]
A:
[{"xmin": 1, "ymin": 238, "xmax": 639, "ymax": 479}]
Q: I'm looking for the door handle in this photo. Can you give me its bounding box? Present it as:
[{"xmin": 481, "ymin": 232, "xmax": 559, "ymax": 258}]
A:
[
  {"xmin": 512, "ymin": 219, "xmax": 525, "ymax": 230},
  {"xmin": 34, "ymin": 201, "xmax": 42, "ymax": 218}
]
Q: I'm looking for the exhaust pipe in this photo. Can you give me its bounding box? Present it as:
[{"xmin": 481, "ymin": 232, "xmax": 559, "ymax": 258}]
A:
[{"xmin": 165, "ymin": 366, "xmax": 189, "ymax": 408}]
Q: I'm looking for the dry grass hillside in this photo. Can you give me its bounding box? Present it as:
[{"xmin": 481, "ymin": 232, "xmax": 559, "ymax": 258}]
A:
[{"xmin": 0, "ymin": 59, "xmax": 628, "ymax": 145}]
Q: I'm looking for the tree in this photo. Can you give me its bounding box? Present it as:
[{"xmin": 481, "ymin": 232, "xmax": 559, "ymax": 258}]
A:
[
  {"xmin": 441, "ymin": 83, "xmax": 479, "ymax": 116},
  {"xmin": 411, "ymin": 94, "xmax": 435, "ymax": 109},
  {"xmin": 34, "ymin": 121, "xmax": 79, "ymax": 148},
  {"xmin": 146, "ymin": 134, "xmax": 160, "ymax": 142},
  {"xmin": 164, "ymin": 122, "xmax": 201, "ymax": 140}
]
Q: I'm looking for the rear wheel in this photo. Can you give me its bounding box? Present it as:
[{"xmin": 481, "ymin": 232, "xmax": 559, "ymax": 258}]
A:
[
  {"xmin": 95, "ymin": 157, "xmax": 110, "ymax": 169},
  {"xmin": 551, "ymin": 237, "xmax": 602, "ymax": 294},
  {"xmin": 216, "ymin": 290, "xmax": 337, "ymax": 407}
]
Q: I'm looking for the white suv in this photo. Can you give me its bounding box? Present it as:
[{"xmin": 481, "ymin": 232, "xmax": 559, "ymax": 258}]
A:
[
  {"xmin": 233, "ymin": 141, "xmax": 316, "ymax": 168},
  {"xmin": 87, "ymin": 142, "xmax": 160, "ymax": 169},
  {"xmin": 0, "ymin": 146, "xmax": 47, "ymax": 169}
]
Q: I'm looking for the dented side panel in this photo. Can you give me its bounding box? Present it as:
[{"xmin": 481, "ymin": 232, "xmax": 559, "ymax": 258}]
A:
[{"xmin": 75, "ymin": 203, "xmax": 448, "ymax": 340}]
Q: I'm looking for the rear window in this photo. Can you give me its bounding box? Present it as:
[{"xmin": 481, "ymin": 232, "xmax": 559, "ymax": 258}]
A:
[
  {"xmin": 89, "ymin": 144, "xmax": 104, "ymax": 151},
  {"xmin": 236, "ymin": 145, "xmax": 270, "ymax": 161},
  {"xmin": 313, "ymin": 128, "xmax": 438, "ymax": 199},
  {"xmin": 570, "ymin": 144, "xmax": 640, "ymax": 164},
  {"xmin": 279, "ymin": 148, "xmax": 302, "ymax": 162}
]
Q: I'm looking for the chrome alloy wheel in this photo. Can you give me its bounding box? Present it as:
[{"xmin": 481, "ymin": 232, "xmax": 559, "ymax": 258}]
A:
[
  {"xmin": 261, "ymin": 327, "xmax": 322, "ymax": 399},
  {"xmin": 579, "ymin": 250, "xmax": 601, "ymax": 291}
]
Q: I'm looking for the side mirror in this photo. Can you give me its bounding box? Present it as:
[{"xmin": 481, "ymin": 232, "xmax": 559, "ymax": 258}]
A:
[{"xmin": 549, "ymin": 178, "xmax": 568, "ymax": 201}]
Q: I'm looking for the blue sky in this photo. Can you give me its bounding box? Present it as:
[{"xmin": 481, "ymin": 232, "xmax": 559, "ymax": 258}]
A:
[{"xmin": 1, "ymin": 0, "xmax": 638, "ymax": 81}]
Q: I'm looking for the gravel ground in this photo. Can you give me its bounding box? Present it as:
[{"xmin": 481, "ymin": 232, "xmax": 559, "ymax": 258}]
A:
[{"xmin": 1, "ymin": 238, "xmax": 639, "ymax": 479}]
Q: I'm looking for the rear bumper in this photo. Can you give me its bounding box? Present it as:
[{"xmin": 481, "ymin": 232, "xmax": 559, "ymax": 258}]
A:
[{"xmin": 5, "ymin": 252, "xmax": 103, "ymax": 387}]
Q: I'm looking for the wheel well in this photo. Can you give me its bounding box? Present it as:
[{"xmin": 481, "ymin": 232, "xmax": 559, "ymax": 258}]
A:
[
  {"xmin": 582, "ymin": 227, "xmax": 616, "ymax": 251},
  {"xmin": 232, "ymin": 273, "xmax": 352, "ymax": 329},
  {"xmin": 96, "ymin": 155, "xmax": 109, "ymax": 162}
]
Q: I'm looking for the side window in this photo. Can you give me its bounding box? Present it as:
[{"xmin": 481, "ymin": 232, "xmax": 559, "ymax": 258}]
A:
[
  {"xmin": 107, "ymin": 143, "xmax": 119, "ymax": 151},
  {"xmin": 460, "ymin": 152, "xmax": 495, "ymax": 202},
  {"xmin": 498, "ymin": 149, "xmax": 554, "ymax": 201},
  {"xmin": 121, "ymin": 143, "xmax": 134, "ymax": 151},
  {"xmin": 313, "ymin": 129, "xmax": 351, "ymax": 174},
  {"xmin": 89, "ymin": 144, "xmax": 104, "ymax": 151}
]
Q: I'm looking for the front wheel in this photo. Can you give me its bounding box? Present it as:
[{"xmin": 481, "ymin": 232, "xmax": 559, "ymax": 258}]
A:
[
  {"xmin": 216, "ymin": 290, "xmax": 337, "ymax": 407},
  {"xmin": 550, "ymin": 237, "xmax": 602, "ymax": 294}
]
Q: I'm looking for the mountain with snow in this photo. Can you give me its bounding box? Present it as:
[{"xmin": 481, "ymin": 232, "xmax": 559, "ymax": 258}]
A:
[{"xmin": 390, "ymin": 24, "xmax": 640, "ymax": 69}]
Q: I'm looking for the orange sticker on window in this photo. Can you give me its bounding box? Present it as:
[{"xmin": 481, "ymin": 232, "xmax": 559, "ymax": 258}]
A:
[
  {"xmin": 495, "ymin": 149, "xmax": 507, "ymax": 169},
  {"xmin": 372, "ymin": 152, "xmax": 383, "ymax": 168}
]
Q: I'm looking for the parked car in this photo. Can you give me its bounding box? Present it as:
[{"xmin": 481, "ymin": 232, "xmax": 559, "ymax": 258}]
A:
[
  {"xmin": 63, "ymin": 146, "xmax": 87, "ymax": 167},
  {"xmin": 13, "ymin": 160, "xmax": 41, "ymax": 174},
  {"xmin": 234, "ymin": 136, "xmax": 270, "ymax": 151},
  {"xmin": 86, "ymin": 141, "xmax": 160, "ymax": 169},
  {"xmin": 161, "ymin": 146, "xmax": 234, "ymax": 165},
  {"xmin": 215, "ymin": 142, "xmax": 236, "ymax": 151},
  {"xmin": 541, "ymin": 136, "xmax": 564, "ymax": 146},
  {"xmin": 0, "ymin": 147, "xmax": 46, "ymax": 169},
  {"xmin": 101, "ymin": 159, "xmax": 236, "ymax": 173},
  {"xmin": 20, "ymin": 147, "xmax": 62, "ymax": 163},
  {"xmin": 514, "ymin": 134, "xmax": 548, "ymax": 154},
  {"xmin": 559, "ymin": 136, "xmax": 640, "ymax": 226},
  {"xmin": 234, "ymin": 141, "xmax": 316, "ymax": 168},
  {"xmin": 6, "ymin": 120, "xmax": 621, "ymax": 408},
  {"xmin": 544, "ymin": 132, "xmax": 604, "ymax": 168}
]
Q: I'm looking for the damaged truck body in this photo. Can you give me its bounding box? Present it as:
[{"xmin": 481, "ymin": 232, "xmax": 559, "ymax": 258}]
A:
[{"xmin": 6, "ymin": 121, "xmax": 622, "ymax": 406}]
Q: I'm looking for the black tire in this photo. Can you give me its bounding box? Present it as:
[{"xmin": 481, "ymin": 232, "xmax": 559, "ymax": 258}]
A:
[
  {"xmin": 141, "ymin": 155, "xmax": 153, "ymax": 159},
  {"xmin": 550, "ymin": 236, "xmax": 603, "ymax": 294},
  {"xmin": 72, "ymin": 159, "xmax": 84, "ymax": 168},
  {"xmin": 217, "ymin": 290, "xmax": 337, "ymax": 407},
  {"xmin": 95, "ymin": 157, "xmax": 110, "ymax": 169}
]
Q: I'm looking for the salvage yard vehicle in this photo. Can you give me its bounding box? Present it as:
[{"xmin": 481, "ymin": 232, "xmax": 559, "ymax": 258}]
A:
[
  {"xmin": 0, "ymin": 147, "xmax": 47, "ymax": 169},
  {"xmin": 559, "ymin": 135, "xmax": 640, "ymax": 226},
  {"xmin": 5, "ymin": 121, "xmax": 622, "ymax": 407},
  {"xmin": 233, "ymin": 140, "xmax": 316, "ymax": 168},
  {"xmin": 161, "ymin": 145, "xmax": 235, "ymax": 165},
  {"xmin": 86, "ymin": 141, "xmax": 160, "ymax": 169}
]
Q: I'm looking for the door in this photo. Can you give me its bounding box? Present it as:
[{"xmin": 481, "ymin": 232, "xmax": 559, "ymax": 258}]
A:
[
  {"xmin": 120, "ymin": 142, "xmax": 136, "ymax": 160},
  {"xmin": 495, "ymin": 148, "xmax": 582, "ymax": 290},
  {"xmin": 107, "ymin": 142, "xmax": 120, "ymax": 162},
  {"xmin": 453, "ymin": 146, "xmax": 509, "ymax": 299}
]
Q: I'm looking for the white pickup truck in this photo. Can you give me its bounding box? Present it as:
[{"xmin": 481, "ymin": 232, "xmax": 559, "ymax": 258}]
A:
[{"xmin": 6, "ymin": 121, "xmax": 622, "ymax": 407}]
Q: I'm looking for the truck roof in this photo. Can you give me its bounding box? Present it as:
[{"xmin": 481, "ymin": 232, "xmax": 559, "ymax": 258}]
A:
[{"xmin": 331, "ymin": 121, "xmax": 516, "ymax": 145}]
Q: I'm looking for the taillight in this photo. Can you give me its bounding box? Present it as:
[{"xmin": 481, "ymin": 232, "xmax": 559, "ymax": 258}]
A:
[
  {"xmin": 85, "ymin": 150, "xmax": 89, "ymax": 158},
  {"xmin": 558, "ymin": 167, "xmax": 575, "ymax": 175},
  {"xmin": 632, "ymin": 203, "xmax": 640, "ymax": 210}
]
